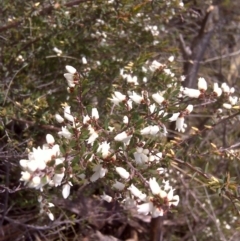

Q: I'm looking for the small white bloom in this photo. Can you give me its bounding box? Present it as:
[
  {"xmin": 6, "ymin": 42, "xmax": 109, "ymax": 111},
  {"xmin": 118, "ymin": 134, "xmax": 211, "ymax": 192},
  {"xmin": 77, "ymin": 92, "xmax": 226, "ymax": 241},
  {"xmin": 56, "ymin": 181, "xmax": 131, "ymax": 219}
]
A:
[
  {"xmin": 20, "ymin": 171, "xmax": 31, "ymax": 182},
  {"xmin": 198, "ymin": 77, "xmax": 207, "ymax": 91},
  {"xmin": 221, "ymin": 82, "xmax": 230, "ymax": 93},
  {"xmin": 82, "ymin": 56, "xmax": 87, "ymax": 64},
  {"xmin": 128, "ymin": 184, "xmax": 147, "ymax": 201},
  {"xmin": 169, "ymin": 113, "xmax": 180, "ymax": 122},
  {"xmin": 52, "ymin": 172, "xmax": 65, "ymax": 187},
  {"xmin": 46, "ymin": 134, "xmax": 55, "ymax": 145},
  {"xmin": 62, "ymin": 182, "xmax": 72, "ymax": 199},
  {"xmin": 110, "ymin": 91, "xmax": 126, "ymax": 105},
  {"xmin": 229, "ymin": 96, "xmax": 238, "ymax": 105},
  {"xmin": 213, "ymin": 83, "xmax": 222, "ymax": 97},
  {"xmin": 152, "ymin": 92, "xmax": 165, "ymax": 105},
  {"xmin": 223, "ymin": 103, "xmax": 232, "ymax": 109},
  {"xmin": 140, "ymin": 125, "xmax": 160, "ymax": 135},
  {"xmin": 87, "ymin": 126, "xmax": 98, "ymax": 145},
  {"xmin": 101, "ymin": 192, "xmax": 112, "ymax": 203},
  {"xmin": 168, "ymin": 56, "xmax": 174, "ymax": 62},
  {"xmin": 97, "ymin": 141, "xmax": 110, "ymax": 158},
  {"xmin": 90, "ymin": 164, "xmax": 107, "ymax": 182},
  {"xmin": 53, "ymin": 47, "xmax": 62, "ymax": 56},
  {"xmin": 83, "ymin": 115, "xmax": 90, "ymax": 124},
  {"xmin": 149, "ymin": 103, "xmax": 156, "ymax": 114},
  {"xmin": 58, "ymin": 126, "xmax": 72, "ymax": 139},
  {"xmin": 91, "ymin": 108, "xmax": 99, "ymax": 120},
  {"xmin": 127, "ymin": 99, "xmax": 133, "ymax": 110},
  {"xmin": 123, "ymin": 116, "xmax": 129, "ymax": 124},
  {"xmin": 27, "ymin": 160, "xmax": 39, "ymax": 172},
  {"xmin": 64, "ymin": 106, "xmax": 75, "ymax": 123},
  {"xmin": 47, "ymin": 212, "xmax": 54, "ymax": 221},
  {"xmin": 185, "ymin": 104, "xmax": 193, "ymax": 114},
  {"xmin": 183, "ymin": 88, "xmax": 201, "ymax": 98},
  {"xmin": 137, "ymin": 202, "xmax": 153, "ymax": 215},
  {"xmin": 20, "ymin": 159, "xmax": 28, "ymax": 169},
  {"xmin": 55, "ymin": 114, "xmax": 64, "ymax": 123},
  {"xmin": 133, "ymin": 151, "xmax": 148, "ymax": 165},
  {"xmin": 116, "ymin": 167, "xmax": 130, "ymax": 179},
  {"xmin": 175, "ymin": 117, "xmax": 185, "ymax": 132},
  {"xmin": 114, "ymin": 131, "xmax": 132, "ymax": 145},
  {"xmin": 157, "ymin": 167, "xmax": 166, "ymax": 175},
  {"xmin": 149, "ymin": 60, "xmax": 163, "ymax": 72},
  {"xmin": 113, "ymin": 181, "xmax": 125, "ymax": 191},
  {"xmin": 64, "ymin": 73, "xmax": 75, "ymax": 88},
  {"xmin": 129, "ymin": 91, "xmax": 143, "ymax": 104},
  {"xmin": 149, "ymin": 177, "xmax": 161, "ymax": 195},
  {"xmin": 65, "ymin": 65, "xmax": 77, "ymax": 74}
]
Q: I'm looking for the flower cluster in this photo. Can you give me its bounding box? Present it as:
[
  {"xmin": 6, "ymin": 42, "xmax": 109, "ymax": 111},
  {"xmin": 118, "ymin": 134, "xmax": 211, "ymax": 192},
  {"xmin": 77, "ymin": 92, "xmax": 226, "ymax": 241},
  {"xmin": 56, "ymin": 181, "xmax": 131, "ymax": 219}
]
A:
[{"xmin": 20, "ymin": 58, "xmax": 240, "ymax": 222}]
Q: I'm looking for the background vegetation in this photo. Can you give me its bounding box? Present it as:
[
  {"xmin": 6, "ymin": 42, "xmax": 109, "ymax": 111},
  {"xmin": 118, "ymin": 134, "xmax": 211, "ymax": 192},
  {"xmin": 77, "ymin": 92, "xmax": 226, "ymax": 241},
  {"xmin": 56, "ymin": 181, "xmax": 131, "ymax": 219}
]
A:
[{"xmin": 1, "ymin": 0, "xmax": 240, "ymax": 240}]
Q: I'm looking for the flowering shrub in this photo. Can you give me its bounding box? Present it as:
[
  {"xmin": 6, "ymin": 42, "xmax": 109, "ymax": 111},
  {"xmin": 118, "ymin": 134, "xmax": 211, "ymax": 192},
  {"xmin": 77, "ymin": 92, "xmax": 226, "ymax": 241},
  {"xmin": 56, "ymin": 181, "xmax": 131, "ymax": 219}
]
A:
[{"xmin": 19, "ymin": 59, "xmax": 240, "ymax": 221}]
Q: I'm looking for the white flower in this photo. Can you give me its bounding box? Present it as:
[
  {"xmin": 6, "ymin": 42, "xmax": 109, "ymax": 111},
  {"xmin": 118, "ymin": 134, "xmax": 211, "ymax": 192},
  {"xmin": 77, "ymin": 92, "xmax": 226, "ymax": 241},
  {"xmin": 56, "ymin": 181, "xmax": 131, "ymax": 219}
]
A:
[
  {"xmin": 213, "ymin": 83, "xmax": 222, "ymax": 97},
  {"xmin": 64, "ymin": 73, "xmax": 75, "ymax": 87},
  {"xmin": 148, "ymin": 152, "xmax": 162, "ymax": 162},
  {"xmin": 114, "ymin": 131, "xmax": 132, "ymax": 145},
  {"xmin": 229, "ymin": 96, "xmax": 238, "ymax": 105},
  {"xmin": 185, "ymin": 104, "xmax": 193, "ymax": 114},
  {"xmin": 53, "ymin": 47, "xmax": 62, "ymax": 56},
  {"xmin": 223, "ymin": 103, "xmax": 232, "ymax": 109},
  {"xmin": 46, "ymin": 134, "xmax": 55, "ymax": 145},
  {"xmin": 101, "ymin": 192, "xmax": 112, "ymax": 203},
  {"xmin": 20, "ymin": 171, "xmax": 31, "ymax": 182},
  {"xmin": 87, "ymin": 126, "xmax": 98, "ymax": 145},
  {"xmin": 27, "ymin": 160, "xmax": 39, "ymax": 172},
  {"xmin": 65, "ymin": 65, "xmax": 77, "ymax": 74},
  {"xmin": 91, "ymin": 108, "xmax": 99, "ymax": 120},
  {"xmin": 157, "ymin": 167, "xmax": 166, "ymax": 175},
  {"xmin": 47, "ymin": 212, "xmax": 55, "ymax": 221},
  {"xmin": 82, "ymin": 56, "xmax": 87, "ymax": 64},
  {"xmin": 123, "ymin": 116, "xmax": 129, "ymax": 124},
  {"xmin": 221, "ymin": 82, "xmax": 230, "ymax": 93},
  {"xmin": 90, "ymin": 164, "xmax": 107, "ymax": 182},
  {"xmin": 169, "ymin": 113, "xmax": 180, "ymax": 122},
  {"xmin": 55, "ymin": 114, "xmax": 64, "ymax": 123},
  {"xmin": 175, "ymin": 117, "xmax": 185, "ymax": 132},
  {"xmin": 167, "ymin": 188, "xmax": 180, "ymax": 206},
  {"xmin": 164, "ymin": 68, "xmax": 174, "ymax": 77},
  {"xmin": 58, "ymin": 126, "xmax": 72, "ymax": 139},
  {"xmin": 129, "ymin": 91, "xmax": 143, "ymax": 104},
  {"xmin": 149, "ymin": 177, "xmax": 161, "ymax": 195},
  {"xmin": 97, "ymin": 141, "xmax": 110, "ymax": 158},
  {"xmin": 168, "ymin": 56, "xmax": 174, "ymax": 62},
  {"xmin": 198, "ymin": 77, "xmax": 207, "ymax": 91},
  {"xmin": 149, "ymin": 103, "xmax": 156, "ymax": 114},
  {"xmin": 52, "ymin": 172, "xmax": 65, "ymax": 187},
  {"xmin": 183, "ymin": 88, "xmax": 201, "ymax": 98},
  {"xmin": 133, "ymin": 148, "xmax": 148, "ymax": 165},
  {"xmin": 126, "ymin": 74, "xmax": 139, "ymax": 85},
  {"xmin": 62, "ymin": 182, "xmax": 72, "ymax": 199},
  {"xmin": 31, "ymin": 176, "xmax": 42, "ymax": 188},
  {"xmin": 83, "ymin": 115, "xmax": 90, "ymax": 124},
  {"xmin": 137, "ymin": 202, "xmax": 154, "ymax": 215},
  {"xmin": 152, "ymin": 92, "xmax": 165, "ymax": 105},
  {"xmin": 113, "ymin": 181, "xmax": 125, "ymax": 191},
  {"xmin": 110, "ymin": 91, "xmax": 126, "ymax": 105},
  {"xmin": 151, "ymin": 206, "xmax": 164, "ymax": 217},
  {"xmin": 140, "ymin": 125, "xmax": 160, "ymax": 135},
  {"xmin": 128, "ymin": 184, "xmax": 147, "ymax": 201},
  {"xmin": 64, "ymin": 106, "xmax": 75, "ymax": 123},
  {"xmin": 116, "ymin": 167, "xmax": 130, "ymax": 179},
  {"xmin": 149, "ymin": 60, "xmax": 163, "ymax": 72}
]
